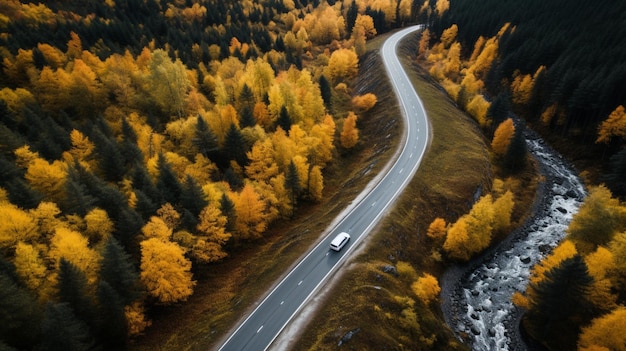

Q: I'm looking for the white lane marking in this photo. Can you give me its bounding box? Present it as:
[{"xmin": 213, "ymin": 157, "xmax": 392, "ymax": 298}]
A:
[
  {"xmin": 280, "ymin": 301, "xmax": 284, "ymax": 305},
  {"xmin": 371, "ymin": 201, "xmax": 377, "ymax": 206},
  {"xmin": 399, "ymin": 168, "xmax": 404, "ymax": 174},
  {"xmin": 257, "ymin": 325, "xmax": 263, "ymax": 333},
  {"xmin": 409, "ymin": 153, "xmax": 413, "ymax": 158},
  {"xmin": 298, "ymin": 280, "xmax": 303, "ymax": 286}
]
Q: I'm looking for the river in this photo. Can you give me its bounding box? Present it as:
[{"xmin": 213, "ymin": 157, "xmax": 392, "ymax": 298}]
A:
[{"xmin": 441, "ymin": 127, "xmax": 587, "ymax": 351}]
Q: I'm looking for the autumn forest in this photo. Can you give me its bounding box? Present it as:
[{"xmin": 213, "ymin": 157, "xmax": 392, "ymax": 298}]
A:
[{"xmin": 1, "ymin": 0, "xmax": 626, "ymax": 350}]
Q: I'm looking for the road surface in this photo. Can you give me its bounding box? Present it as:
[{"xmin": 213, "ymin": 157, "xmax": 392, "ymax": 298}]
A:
[{"xmin": 217, "ymin": 25, "xmax": 427, "ymax": 351}]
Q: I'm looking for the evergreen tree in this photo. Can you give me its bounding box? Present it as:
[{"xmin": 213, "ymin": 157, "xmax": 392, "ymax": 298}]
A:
[
  {"xmin": 240, "ymin": 106, "xmax": 256, "ymax": 128},
  {"xmin": 134, "ymin": 189, "xmax": 158, "ymax": 220},
  {"xmin": 318, "ymin": 75, "xmax": 332, "ymax": 109},
  {"xmin": 156, "ymin": 153, "xmax": 183, "ymax": 205},
  {"xmin": 180, "ymin": 175, "xmax": 208, "ymax": 219},
  {"xmin": 223, "ymin": 167, "xmax": 243, "ymax": 191},
  {"xmin": 486, "ymin": 92, "xmax": 510, "ymax": 135},
  {"xmin": 4, "ymin": 178, "xmax": 42, "ymax": 210},
  {"xmin": 95, "ymin": 281, "xmax": 127, "ymax": 350},
  {"xmin": 132, "ymin": 164, "xmax": 162, "ymax": 208},
  {"xmin": 346, "ymin": 0, "xmax": 359, "ymax": 35},
  {"xmin": 38, "ymin": 303, "xmax": 96, "ymax": 351},
  {"xmin": 220, "ymin": 192, "xmax": 236, "ymax": 233},
  {"xmin": 121, "ymin": 117, "xmax": 138, "ymax": 144},
  {"xmin": 0, "ymin": 272, "xmax": 41, "ymax": 350},
  {"xmin": 285, "ymin": 160, "xmax": 301, "ymax": 216},
  {"xmin": 274, "ymin": 35, "xmax": 285, "ymax": 51},
  {"xmin": 57, "ymin": 259, "xmax": 97, "ymax": 333},
  {"xmin": 277, "ymin": 106, "xmax": 292, "ymax": 133},
  {"xmin": 524, "ymin": 255, "xmax": 597, "ymax": 351},
  {"xmin": 63, "ymin": 177, "xmax": 97, "ymax": 216},
  {"xmin": 99, "ymin": 238, "xmax": 139, "ymax": 306},
  {"xmin": 222, "ymin": 123, "xmax": 248, "ymax": 166},
  {"xmin": 503, "ymin": 122, "xmax": 527, "ymax": 173},
  {"xmin": 95, "ymin": 136, "xmax": 126, "ymax": 182},
  {"xmin": 603, "ymin": 147, "xmax": 626, "ymax": 198},
  {"xmin": 238, "ymin": 84, "xmax": 255, "ymax": 111},
  {"xmin": 193, "ymin": 116, "xmax": 219, "ymax": 159}
]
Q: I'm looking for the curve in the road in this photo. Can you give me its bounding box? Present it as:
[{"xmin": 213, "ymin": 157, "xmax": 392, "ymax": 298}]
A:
[{"xmin": 217, "ymin": 25, "xmax": 427, "ymax": 351}]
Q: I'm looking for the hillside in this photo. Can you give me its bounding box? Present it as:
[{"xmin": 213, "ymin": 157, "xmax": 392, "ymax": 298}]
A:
[
  {"xmin": 429, "ymin": 0, "xmax": 626, "ymax": 195},
  {"xmin": 0, "ymin": 0, "xmax": 418, "ymax": 349},
  {"xmin": 2, "ymin": 0, "xmax": 626, "ymax": 350}
]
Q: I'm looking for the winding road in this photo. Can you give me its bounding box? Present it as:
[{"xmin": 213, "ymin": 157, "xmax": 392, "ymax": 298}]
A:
[{"xmin": 217, "ymin": 25, "xmax": 427, "ymax": 351}]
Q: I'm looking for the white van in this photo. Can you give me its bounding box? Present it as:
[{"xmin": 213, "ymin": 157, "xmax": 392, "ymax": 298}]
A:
[{"xmin": 330, "ymin": 232, "xmax": 350, "ymax": 251}]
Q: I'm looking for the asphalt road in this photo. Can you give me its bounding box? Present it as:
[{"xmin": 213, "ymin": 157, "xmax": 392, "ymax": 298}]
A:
[{"xmin": 217, "ymin": 25, "xmax": 427, "ymax": 351}]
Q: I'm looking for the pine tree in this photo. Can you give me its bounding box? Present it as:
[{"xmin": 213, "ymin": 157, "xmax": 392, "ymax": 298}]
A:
[
  {"xmin": 346, "ymin": 0, "xmax": 359, "ymax": 35},
  {"xmin": 156, "ymin": 154, "xmax": 183, "ymax": 206},
  {"xmin": 193, "ymin": 116, "xmax": 219, "ymax": 159},
  {"xmin": 220, "ymin": 192, "xmax": 236, "ymax": 233},
  {"xmin": 180, "ymin": 175, "xmax": 208, "ymax": 219},
  {"xmin": 222, "ymin": 123, "xmax": 248, "ymax": 166},
  {"xmin": 318, "ymin": 75, "xmax": 332, "ymax": 108},
  {"xmin": 38, "ymin": 302, "xmax": 96, "ymax": 351},
  {"xmin": 97, "ymin": 137, "xmax": 126, "ymax": 183},
  {"xmin": 277, "ymin": 106, "xmax": 292, "ymax": 133},
  {"xmin": 603, "ymin": 147, "xmax": 626, "ymax": 198},
  {"xmin": 486, "ymin": 92, "xmax": 510, "ymax": 135},
  {"xmin": 524, "ymin": 255, "xmax": 596, "ymax": 351},
  {"xmin": 95, "ymin": 281, "xmax": 127, "ymax": 350},
  {"xmin": 0, "ymin": 271, "xmax": 41, "ymax": 350},
  {"xmin": 239, "ymin": 106, "xmax": 256, "ymax": 128},
  {"xmin": 99, "ymin": 238, "xmax": 139, "ymax": 306},
  {"xmin": 503, "ymin": 122, "xmax": 527, "ymax": 173},
  {"xmin": 57, "ymin": 259, "xmax": 97, "ymax": 332},
  {"xmin": 285, "ymin": 160, "xmax": 301, "ymax": 215}
]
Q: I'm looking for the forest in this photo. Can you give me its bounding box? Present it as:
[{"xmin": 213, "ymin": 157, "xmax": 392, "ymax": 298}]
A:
[
  {"xmin": 0, "ymin": 0, "xmax": 419, "ymax": 349},
  {"xmin": 1, "ymin": 0, "xmax": 626, "ymax": 350},
  {"xmin": 428, "ymin": 0, "xmax": 626, "ymax": 197},
  {"xmin": 418, "ymin": 0, "xmax": 626, "ymax": 349}
]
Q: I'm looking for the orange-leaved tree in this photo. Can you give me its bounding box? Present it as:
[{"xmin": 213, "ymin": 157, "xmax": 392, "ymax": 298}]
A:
[
  {"xmin": 340, "ymin": 111, "xmax": 359, "ymax": 149},
  {"xmin": 596, "ymin": 105, "xmax": 626, "ymax": 144},
  {"xmin": 491, "ymin": 118, "xmax": 515, "ymax": 157},
  {"xmin": 411, "ymin": 273, "xmax": 441, "ymax": 304}
]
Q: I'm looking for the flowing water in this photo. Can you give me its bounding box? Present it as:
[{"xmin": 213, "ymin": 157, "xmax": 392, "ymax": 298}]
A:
[{"xmin": 448, "ymin": 132, "xmax": 586, "ymax": 351}]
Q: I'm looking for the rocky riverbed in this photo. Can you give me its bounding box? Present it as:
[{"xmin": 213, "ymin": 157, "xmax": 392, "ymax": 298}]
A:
[{"xmin": 440, "ymin": 128, "xmax": 587, "ymax": 351}]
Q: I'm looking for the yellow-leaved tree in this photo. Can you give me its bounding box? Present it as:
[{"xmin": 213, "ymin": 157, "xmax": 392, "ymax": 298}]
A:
[
  {"xmin": 326, "ymin": 48, "xmax": 359, "ymax": 85},
  {"xmin": 49, "ymin": 227, "xmax": 100, "ymax": 282},
  {"xmin": 140, "ymin": 237, "xmax": 195, "ymax": 304},
  {"xmin": 231, "ymin": 183, "xmax": 268, "ymax": 241},
  {"xmin": 578, "ymin": 307, "xmax": 626, "ymax": 351},
  {"xmin": 567, "ymin": 185, "xmax": 626, "ymax": 253},
  {"xmin": 491, "ymin": 118, "xmax": 515, "ymax": 157},
  {"xmin": 596, "ymin": 105, "xmax": 626, "ymax": 144},
  {"xmin": 0, "ymin": 203, "xmax": 39, "ymax": 249},
  {"xmin": 194, "ymin": 204, "xmax": 232, "ymax": 263},
  {"xmin": 584, "ymin": 246, "xmax": 618, "ymax": 311},
  {"xmin": 411, "ymin": 273, "xmax": 441, "ymax": 304},
  {"xmin": 443, "ymin": 195, "xmax": 495, "ymax": 260},
  {"xmin": 14, "ymin": 242, "xmax": 48, "ymax": 292},
  {"xmin": 427, "ymin": 217, "xmax": 447, "ymax": 240}
]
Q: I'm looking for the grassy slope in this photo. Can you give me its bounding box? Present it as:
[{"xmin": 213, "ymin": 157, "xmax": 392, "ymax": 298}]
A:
[{"xmin": 292, "ymin": 32, "xmax": 492, "ymax": 350}]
